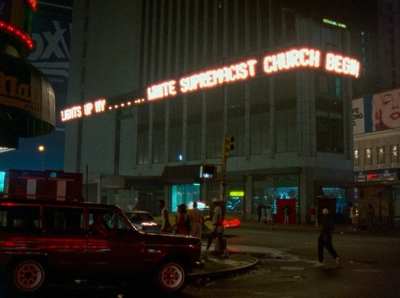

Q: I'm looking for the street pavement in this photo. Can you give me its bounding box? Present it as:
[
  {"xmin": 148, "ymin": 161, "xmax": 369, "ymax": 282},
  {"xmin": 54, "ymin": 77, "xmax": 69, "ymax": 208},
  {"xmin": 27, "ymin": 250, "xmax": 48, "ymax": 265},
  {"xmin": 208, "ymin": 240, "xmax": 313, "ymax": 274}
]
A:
[{"xmin": 191, "ymin": 219, "xmax": 400, "ymax": 279}]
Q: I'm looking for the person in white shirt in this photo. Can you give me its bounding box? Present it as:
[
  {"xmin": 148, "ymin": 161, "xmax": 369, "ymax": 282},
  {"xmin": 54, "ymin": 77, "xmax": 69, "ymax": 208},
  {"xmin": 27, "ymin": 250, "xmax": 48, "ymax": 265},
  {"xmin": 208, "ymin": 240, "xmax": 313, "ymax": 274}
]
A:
[
  {"xmin": 158, "ymin": 199, "xmax": 171, "ymax": 232},
  {"xmin": 189, "ymin": 201, "xmax": 204, "ymax": 238},
  {"xmin": 204, "ymin": 198, "xmax": 228, "ymax": 257}
]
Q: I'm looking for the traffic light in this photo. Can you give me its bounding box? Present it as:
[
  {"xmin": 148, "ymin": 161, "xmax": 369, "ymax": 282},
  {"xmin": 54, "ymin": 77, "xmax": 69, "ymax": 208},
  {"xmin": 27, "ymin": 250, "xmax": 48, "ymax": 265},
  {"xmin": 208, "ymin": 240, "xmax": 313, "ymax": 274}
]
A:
[{"xmin": 223, "ymin": 135, "xmax": 235, "ymax": 159}]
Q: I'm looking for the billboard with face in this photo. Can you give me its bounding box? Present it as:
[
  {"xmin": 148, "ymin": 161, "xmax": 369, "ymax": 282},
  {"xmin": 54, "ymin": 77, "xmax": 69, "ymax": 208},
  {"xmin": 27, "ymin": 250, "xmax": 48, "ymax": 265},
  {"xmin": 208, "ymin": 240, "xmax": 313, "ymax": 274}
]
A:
[{"xmin": 353, "ymin": 88, "xmax": 400, "ymax": 135}]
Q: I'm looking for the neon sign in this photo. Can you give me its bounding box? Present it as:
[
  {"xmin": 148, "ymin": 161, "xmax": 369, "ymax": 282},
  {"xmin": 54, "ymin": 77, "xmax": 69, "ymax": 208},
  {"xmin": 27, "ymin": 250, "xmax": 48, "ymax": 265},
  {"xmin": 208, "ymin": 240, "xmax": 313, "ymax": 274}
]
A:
[
  {"xmin": 180, "ymin": 59, "xmax": 257, "ymax": 93},
  {"xmin": 147, "ymin": 48, "xmax": 359, "ymax": 101},
  {"xmin": 263, "ymin": 48, "xmax": 320, "ymax": 73},
  {"xmin": 26, "ymin": 0, "xmax": 38, "ymax": 10},
  {"xmin": 325, "ymin": 53, "xmax": 360, "ymax": 77},
  {"xmin": 147, "ymin": 80, "xmax": 177, "ymax": 101},
  {"xmin": 323, "ymin": 18, "xmax": 346, "ymax": 29},
  {"xmin": 61, "ymin": 99, "xmax": 107, "ymax": 122},
  {"xmin": 61, "ymin": 47, "xmax": 361, "ymax": 122},
  {"xmin": 0, "ymin": 21, "xmax": 34, "ymax": 50}
]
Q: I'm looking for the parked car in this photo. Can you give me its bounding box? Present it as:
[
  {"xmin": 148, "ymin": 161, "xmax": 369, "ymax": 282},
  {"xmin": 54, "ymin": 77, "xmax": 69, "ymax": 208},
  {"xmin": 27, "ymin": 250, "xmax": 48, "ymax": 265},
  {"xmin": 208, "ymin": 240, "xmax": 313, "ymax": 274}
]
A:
[
  {"xmin": 0, "ymin": 199, "xmax": 203, "ymax": 295},
  {"xmin": 124, "ymin": 210, "xmax": 161, "ymax": 232}
]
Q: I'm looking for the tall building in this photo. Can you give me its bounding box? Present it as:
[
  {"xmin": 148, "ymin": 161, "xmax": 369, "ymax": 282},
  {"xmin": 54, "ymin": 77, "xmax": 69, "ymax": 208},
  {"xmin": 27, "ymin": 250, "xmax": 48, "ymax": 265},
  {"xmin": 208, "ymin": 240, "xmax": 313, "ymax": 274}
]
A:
[
  {"xmin": 0, "ymin": 0, "xmax": 72, "ymax": 171},
  {"xmin": 377, "ymin": 0, "xmax": 400, "ymax": 90},
  {"xmin": 349, "ymin": 0, "xmax": 400, "ymax": 228},
  {"xmin": 65, "ymin": 0, "xmax": 376, "ymax": 222}
]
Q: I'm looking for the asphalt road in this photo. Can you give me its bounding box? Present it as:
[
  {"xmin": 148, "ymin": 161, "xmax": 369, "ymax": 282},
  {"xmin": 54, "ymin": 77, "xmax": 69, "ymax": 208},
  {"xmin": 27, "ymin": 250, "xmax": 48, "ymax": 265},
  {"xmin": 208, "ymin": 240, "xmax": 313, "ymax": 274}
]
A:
[
  {"xmin": 185, "ymin": 224, "xmax": 400, "ymax": 298},
  {"xmin": 2, "ymin": 224, "xmax": 399, "ymax": 297}
]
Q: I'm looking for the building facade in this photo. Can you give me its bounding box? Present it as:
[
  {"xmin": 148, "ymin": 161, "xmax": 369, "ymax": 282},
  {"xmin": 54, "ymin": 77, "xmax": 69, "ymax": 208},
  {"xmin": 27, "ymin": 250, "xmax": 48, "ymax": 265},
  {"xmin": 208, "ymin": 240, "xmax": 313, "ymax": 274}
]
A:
[
  {"xmin": 353, "ymin": 88, "xmax": 400, "ymax": 228},
  {"xmin": 65, "ymin": 0, "xmax": 374, "ymax": 222}
]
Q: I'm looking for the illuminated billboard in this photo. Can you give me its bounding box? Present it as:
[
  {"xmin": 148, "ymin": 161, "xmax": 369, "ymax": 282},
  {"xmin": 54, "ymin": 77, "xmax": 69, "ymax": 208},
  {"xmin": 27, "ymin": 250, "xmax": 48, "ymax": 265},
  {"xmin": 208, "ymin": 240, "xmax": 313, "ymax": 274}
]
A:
[
  {"xmin": 61, "ymin": 47, "xmax": 361, "ymax": 122},
  {"xmin": 353, "ymin": 88, "xmax": 400, "ymax": 134}
]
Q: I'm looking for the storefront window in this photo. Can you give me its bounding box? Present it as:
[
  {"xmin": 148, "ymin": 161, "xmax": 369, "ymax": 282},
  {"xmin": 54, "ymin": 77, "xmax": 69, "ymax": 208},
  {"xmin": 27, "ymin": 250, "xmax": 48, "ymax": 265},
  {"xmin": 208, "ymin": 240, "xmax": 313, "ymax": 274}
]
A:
[
  {"xmin": 354, "ymin": 149, "xmax": 359, "ymax": 166},
  {"xmin": 252, "ymin": 174, "xmax": 299, "ymax": 215},
  {"xmin": 170, "ymin": 184, "xmax": 200, "ymax": 212},
  {"xmin": 390, "ymin": 144, "xmax": 398, "ymax": 163}
]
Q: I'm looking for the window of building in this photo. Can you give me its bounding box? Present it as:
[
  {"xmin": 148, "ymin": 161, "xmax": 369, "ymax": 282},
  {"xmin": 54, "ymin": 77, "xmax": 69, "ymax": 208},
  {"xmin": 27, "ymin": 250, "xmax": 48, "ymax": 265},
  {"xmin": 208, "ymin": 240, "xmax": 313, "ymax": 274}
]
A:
[
  {"xmin": 316, "ymin": 114, "xmax": 343, "ymax": 153},
  {"xmin": 186, "ymin": 93, "xmax": 202, "ymax": 161},
  {"xmin": 274, "ymin": 73, "xmax": 297, "ymax": 153},
  {"xmin": 365, "ymin": 147, "xmax": 372, "ymax": 165},
  {"xmin": 206, "ymin": 88, "xmax": 224, "ymax": 159},
  {"xmin": 315, "ymin": 73, "xmax": 344, "ymax": 153},
  {"xmin": 170, "ymin": 184, "xmax": 200, "ymax": 213},
  {"xmin": 377, "ymin": 146, "xmax": 385, "ymax": 165},
  {"xmin": 250, "ymin": 77, "xmax": 270, "ymax": 155},
  {"xmin": 227, "ymin": 82, "xmax": 245, "ymax": 157},
  {"xmin": 137, "ymin": 105, "xmax": 149, "ymax": 165},
  {"xmin": 354, "ymin": 149, "xmax": 359, "ymax": 166},
  {"xmin": 169, "ymin": 98, "xmax": 183, "ymax": 162},
  {"xmin": 282, "ymin": 8, "xmax": 296, "ymax": 45},
  {"xmin": 390, "ymin": 144, "xmax": 398, "ymax": 163},
  {"xmin": 152, "ymin": 101, "xmax": 166, "ymax": 164}
]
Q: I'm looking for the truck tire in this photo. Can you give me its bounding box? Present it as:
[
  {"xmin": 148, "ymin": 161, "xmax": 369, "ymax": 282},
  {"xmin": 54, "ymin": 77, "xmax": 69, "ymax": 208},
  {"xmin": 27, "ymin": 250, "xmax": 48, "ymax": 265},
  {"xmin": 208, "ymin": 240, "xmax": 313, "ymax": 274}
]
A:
[
  {"xmin": 11, "ymin": 258, "xmax": 47, "ymax": 294},
  {"xmin": 154, "ymin": 260, "xmax": 187, "ymax": 293}
]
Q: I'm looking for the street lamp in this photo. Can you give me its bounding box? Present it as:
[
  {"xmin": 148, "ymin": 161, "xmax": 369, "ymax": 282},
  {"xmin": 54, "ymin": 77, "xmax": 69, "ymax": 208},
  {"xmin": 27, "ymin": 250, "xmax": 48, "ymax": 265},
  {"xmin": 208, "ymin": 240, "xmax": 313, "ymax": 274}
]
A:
[{"xmin": 38, "ymin": 145, "xmax": 45, "ymax": 170}]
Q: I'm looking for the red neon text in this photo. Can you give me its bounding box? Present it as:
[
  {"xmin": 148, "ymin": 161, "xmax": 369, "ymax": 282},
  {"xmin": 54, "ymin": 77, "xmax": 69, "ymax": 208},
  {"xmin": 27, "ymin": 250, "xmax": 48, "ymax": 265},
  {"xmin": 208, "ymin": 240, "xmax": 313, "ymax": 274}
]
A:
[
  {"xmin": 263, "ymin": 48, "xmax": 321, "ymax": 73},
  {"xmin": 180, "ymin": 60, "xmax": 257, "ymax": 93},
  {"xmin": 325, "ymin": 53, "xmax": 360, "ymax": 78},
  {"xmin": 147, "ymin": 80, "xmax": 177, "ymax": 101},
  {"xmin": 61, "ymin": 99, "xmax": 107, "ymax": 121}
]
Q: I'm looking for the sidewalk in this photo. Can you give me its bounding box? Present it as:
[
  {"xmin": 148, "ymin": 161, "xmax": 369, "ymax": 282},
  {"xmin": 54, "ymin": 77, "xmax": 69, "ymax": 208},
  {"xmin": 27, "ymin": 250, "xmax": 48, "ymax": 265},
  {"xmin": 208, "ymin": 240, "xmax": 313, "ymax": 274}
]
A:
[
  {"xmin": 190, "ymin": 219, "xmax": 400, "ymax": 278},
  {"xmin": 190, "ymin": 252, "xmax": 258, "ymax": 278},
  {"xmin": 239, "ymin": 220, "xmax": 400, "ymax": 237}
]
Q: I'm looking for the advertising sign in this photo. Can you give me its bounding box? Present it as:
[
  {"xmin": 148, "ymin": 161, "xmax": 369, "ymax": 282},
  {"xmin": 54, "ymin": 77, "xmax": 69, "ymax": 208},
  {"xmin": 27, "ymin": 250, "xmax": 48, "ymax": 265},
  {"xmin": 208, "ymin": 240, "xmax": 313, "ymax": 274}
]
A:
[
  {"xmin": 27, "ymin": 16, "xmax": 70, "ymax": 86},
  {"xmin": 353, "ymin": 88, "xmax": 400, "ymax": 135}
]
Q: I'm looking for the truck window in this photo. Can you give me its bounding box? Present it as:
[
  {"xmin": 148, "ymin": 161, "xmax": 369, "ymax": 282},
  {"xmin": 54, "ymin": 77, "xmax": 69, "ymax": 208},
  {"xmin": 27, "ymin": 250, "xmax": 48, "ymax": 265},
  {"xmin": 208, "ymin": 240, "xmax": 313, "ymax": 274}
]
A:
[
  {"xmin": 43, "ymin": 206, "xmax": 84, "ymax": 232},
  {"xmin": 89, "ymin": 208, "xmax": 130, "ymax": 231},
  {"xmin": 0, "ymin": 205, "xmax": 40, "ymax": 231}
]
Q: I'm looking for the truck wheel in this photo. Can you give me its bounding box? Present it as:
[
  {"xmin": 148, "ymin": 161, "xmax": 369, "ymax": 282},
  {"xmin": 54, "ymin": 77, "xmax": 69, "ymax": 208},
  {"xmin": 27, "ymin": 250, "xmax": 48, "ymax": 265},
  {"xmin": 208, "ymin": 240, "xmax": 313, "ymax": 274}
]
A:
[
  {"xmin": 154, "ymin": 260, "xmax": 187, "ymax": 293},
  {"xmin": 11, "ymin": 259, "xmax": 47, "ymax": 294}
]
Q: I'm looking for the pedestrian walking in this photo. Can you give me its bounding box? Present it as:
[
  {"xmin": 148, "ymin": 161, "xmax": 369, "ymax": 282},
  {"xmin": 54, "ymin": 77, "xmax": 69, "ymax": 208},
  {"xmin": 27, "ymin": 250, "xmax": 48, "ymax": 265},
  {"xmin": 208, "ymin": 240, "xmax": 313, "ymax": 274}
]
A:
[
  {"xmin": 315, "ymin": 208, "xmax": 340, "ymax": 267},
  {"xmin": 189, "ymin": 201, "xmax": 204, "ymax": 238},
  {"xmin": 134, "ymin": 201, "xmax": 141, "ymax": 211},
  {"xmin": 158, "ymin": 199, "xmax": 171, "ymax": 232},
  {"xmin": 261, "ymin": 204, "xmax": 267, "ymax": 225},
  {"xmin": 257, "ymin": 202, "xmax": 263, "ymax": 224},
  {"xmin": 310, "ymin": 205, "xmax": 316, "ymax": 226},
  {"xmin": 127, "ymin": 202, "xmax": 133, "ymax": 211},
  {"xmin": 169, "ymin": 204, "xmax": 189, "ymax": 235},
  {"xmin": 204, "ymin": 198, "xmax": 229, "ymax": 257},
  {"xmin": 266, "ymin": 206, "xmax": 273, "ymax": 226},
  {"xmin": 283, "ymin": 205, "xmax": 290, "ymax": 223},
  {"xmin": 350, "ymin": 204, "xmax": 358, "ymax": 231}
]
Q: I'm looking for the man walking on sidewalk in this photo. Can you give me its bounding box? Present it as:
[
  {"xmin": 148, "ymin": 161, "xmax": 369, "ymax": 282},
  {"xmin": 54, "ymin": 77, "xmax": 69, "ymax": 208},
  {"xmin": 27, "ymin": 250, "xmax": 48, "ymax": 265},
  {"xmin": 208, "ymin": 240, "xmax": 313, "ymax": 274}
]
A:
[
  {"xmin": 204, "ymin": 198, "xmax": 229, "ymax": 257},
  {"xmin": 315, "ymin": 208, "xmax": 340, "ymax": 267}
]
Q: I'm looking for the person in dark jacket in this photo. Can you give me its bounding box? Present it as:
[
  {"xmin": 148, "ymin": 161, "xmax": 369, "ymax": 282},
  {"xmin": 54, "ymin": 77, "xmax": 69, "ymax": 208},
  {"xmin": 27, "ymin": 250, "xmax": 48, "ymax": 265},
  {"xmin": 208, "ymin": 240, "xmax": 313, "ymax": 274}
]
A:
[{"xmin": 316, "ymin": 208, "xmax": 341, "ymax": 267}]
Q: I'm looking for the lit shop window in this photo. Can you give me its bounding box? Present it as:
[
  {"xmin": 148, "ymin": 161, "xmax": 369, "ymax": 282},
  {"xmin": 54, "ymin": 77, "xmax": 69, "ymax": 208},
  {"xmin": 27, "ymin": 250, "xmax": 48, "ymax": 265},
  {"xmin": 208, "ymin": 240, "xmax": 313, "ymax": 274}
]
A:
[
  {"xmin": 354, "ymin": 149, "xmax": 360, "ymax": 166},
  {"xmin": 377, "ymin": 146, "xmax": 385, "ymax": 165},
  {"xmin": 391, "ymin": 145, "xmax": 399, "ymax": 163},
  {"xmin": 365, "ymin": 147, "xmax": 372, "ymax": 165}
]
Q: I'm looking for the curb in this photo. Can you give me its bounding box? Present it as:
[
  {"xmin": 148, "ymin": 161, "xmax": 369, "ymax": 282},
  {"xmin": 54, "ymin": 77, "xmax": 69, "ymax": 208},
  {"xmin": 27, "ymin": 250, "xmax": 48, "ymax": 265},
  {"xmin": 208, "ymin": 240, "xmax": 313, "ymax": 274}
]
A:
[{"xmin": 189, "ymin": 254, "xmax": 259, "ymax": 278}]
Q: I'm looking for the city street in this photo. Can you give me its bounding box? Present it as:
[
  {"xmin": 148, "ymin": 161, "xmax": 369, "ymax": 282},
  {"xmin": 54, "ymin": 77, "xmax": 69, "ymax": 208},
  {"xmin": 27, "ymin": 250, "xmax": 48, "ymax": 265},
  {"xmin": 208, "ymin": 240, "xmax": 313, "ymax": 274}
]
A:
[
  {"xmin": 185, "ymin": 223, "xmax": 400, "ymax": 298},
  {"xmin": 1, "ymin": 223, "xmax": 399, "ymax": 298}
]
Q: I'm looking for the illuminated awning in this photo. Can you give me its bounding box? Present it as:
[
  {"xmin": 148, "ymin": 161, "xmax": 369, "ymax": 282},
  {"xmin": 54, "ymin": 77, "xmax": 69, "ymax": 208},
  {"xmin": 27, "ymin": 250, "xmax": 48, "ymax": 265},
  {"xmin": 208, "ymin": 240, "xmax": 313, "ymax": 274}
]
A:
[{"xmin": 161, "ymin": 165, "xmax": 202, "ymax": 185}]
